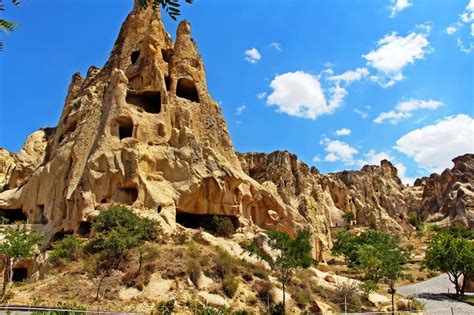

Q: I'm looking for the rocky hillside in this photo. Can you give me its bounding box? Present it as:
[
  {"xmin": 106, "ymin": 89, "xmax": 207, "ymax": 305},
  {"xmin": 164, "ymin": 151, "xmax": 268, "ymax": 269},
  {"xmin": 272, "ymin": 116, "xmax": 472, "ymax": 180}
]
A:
[{"xmin": 0, "ymin": 0, "xmax": 472, "ymax": 285}]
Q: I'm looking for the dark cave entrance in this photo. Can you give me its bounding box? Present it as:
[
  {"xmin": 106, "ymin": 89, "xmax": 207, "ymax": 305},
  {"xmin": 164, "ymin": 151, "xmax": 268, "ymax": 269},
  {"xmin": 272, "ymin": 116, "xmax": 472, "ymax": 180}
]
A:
[
  {"xmin": 131, "ymin": 50, "xmax": 140, "ymax": 64},
  {"xmin": 126, "ymin": 90, "xmax": 161, "ymax": 114},
  {"xmin": 161, "ymin": 49, "xmax": 173, "ymax": 63},
  {"xmin": 176, "ymin": 211, "xmax": 238, "ymax": 234},
  {"xmin": 176, "ymin": 78, "xmax": 199, "ymax": 103},
  {"xmin": 51, "ymin": 230, "xmax": 73, "ymax": 243},
  {"xmin": 77, "ymin": 221, "xmax": 92, "ymax": 236},
  {"xmin": 117, "ymin": 117, "xmax": 133, "ymax": 140},
  {"xmin": 0, "ymin": 209, "xmax": 27, "ymax": 224},
  {"xmin": 114, "ymin": 187, "xmax": 138, "ymax": 205},
  {"xmin": 12, "ymin": 268, "xmax": 28, "ymax": 282}
]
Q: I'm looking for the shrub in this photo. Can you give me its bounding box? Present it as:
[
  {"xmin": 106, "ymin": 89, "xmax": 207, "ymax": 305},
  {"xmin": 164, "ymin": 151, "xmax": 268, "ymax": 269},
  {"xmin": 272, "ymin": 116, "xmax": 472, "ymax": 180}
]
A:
[
  {"xmin": 188, "ymin": 241, "xmax": 201, "ymax": 259},
  {"xmin": 255, "ymin": 280, "xmax": 273, "ymax": 301},
  {"xmin": 215, "ymin": 247, "xmax": 236, "ymax": 278},
  {"xmin": 174, "ymin": 231, "xmax": 188, "ymax": 245},
  {"xmin": 222, "ymin": 274, "xmax": 239, "ymax": 297},
  {"xmin": 93, "ymin": 205, "xmax": 157, "ymax": 241},
  {"xmin": 291, "ymin": 286, "xmax": 311, "ymax": 308},
  {"xmin": 187, "ymin": 258, "xmax": 201, "ymax": 285},
  {"xmin": 156, "ymin": 300, "xmax": 175, "ymax": 315},
  {"xmin": 410, "ymin": 297, "xmax": 425, "ymax": 311},
  {"xmin": 196, "ymin": 306, "xmax": 229, "ymax": 315},
  {"xmin": 49, "ymin": 235, "xmax": 82, "ymax": 264},
  {"xmin": 334, "ymin": 281, "xmax": 362, "ymax": 312},
  {"xmin": 268, "ymin": 304, "xmax": 285, "ymax": 315},
  {"xmin": 211, "ymin": 216, "xmax": 236, "ymax": 238}
]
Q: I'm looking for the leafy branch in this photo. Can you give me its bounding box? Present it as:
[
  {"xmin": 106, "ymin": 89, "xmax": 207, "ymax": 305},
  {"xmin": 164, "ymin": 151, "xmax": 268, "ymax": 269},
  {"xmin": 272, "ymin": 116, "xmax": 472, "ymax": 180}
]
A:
[
  {"xmin": 0, "ymin": 0, "xmax": 22, "ymax": 51},
  {"xmin": 137, "ymin": 0, "xmax": 193, "ymax": 20}
]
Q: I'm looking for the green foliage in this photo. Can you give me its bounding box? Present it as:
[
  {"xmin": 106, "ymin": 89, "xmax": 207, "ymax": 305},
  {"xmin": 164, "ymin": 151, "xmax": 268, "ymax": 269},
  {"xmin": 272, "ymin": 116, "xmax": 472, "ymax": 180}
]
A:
[
  {"xmin": 215, "ymin": 247, "xmax": 237, "ymax": 279},
  {"xmin": 156, "ymin": 300, "xmax": 174, "ymax": 315},
  {"xmin": 359, "ymin": 280, "xmax": 378, "ymax": 296},
  {"xmin": 187, "ymin": 258, "xmax": 201, "ymax": 285},
  {"xmin": 49, "ymin": 235, "xmax": 82, "ymax": 264},
  {"xmin": 409, "ymin": 297, "xmax": 425, "ymax": 311},
  {"xmin": 211, "ymin": 216, "xmax": 236, "ymax": 238},
  {"xmin": 423, "ymin": 228, "xmax": 474, "ymax": 295},
  {"xmin": 137, "ymin": 0, "xmax": 193, "ymax": 21},
  {"xmin": 343, "ymin": 212, "xmax": 356, "ymax": 224},
  {"xmin": 291, "ymin": 286, "xmax": 311, "ymax": 308},
  {"xmin": 249, "ymin": 228, "xmax": 315, "ymax": 312},
  {"xmin": 268, "ymin": 303, "xmax": 285, "ymax": 315},
  {"xmin": 408, "ymin": 211, "xmax": 422, "ymax": 228},
  {"xmin": 196, "ymin": 306, "xmax": 229, "ymax": 315},
  {"xmin": 32, "ymin": 301, "xmax": 86, "ymax": 315},
  {"xmin": 93, "ymin": 205, "xmax": 157, "ymax": 241},
  {"xmin": 0, "ymin": 0, "xmax": 23, "ymax": 51},
  {"xmin": 222, "ymin": 274, "xmax": 239, "ymax": 297},
  {"xmin": 0, "ymin": 224, "xmax": 42, "ymax": 259}
]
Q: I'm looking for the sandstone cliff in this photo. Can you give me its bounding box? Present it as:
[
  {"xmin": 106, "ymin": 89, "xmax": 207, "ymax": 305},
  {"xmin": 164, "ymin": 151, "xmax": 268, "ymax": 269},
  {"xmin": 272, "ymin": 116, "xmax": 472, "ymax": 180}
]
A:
[
  {"xmin": 414, "ymin": 153, "xmax": 473, "ymax": 228},
  {"xmin": 0, "ymin": 2, "xmax": 314, "ymax": 250}
]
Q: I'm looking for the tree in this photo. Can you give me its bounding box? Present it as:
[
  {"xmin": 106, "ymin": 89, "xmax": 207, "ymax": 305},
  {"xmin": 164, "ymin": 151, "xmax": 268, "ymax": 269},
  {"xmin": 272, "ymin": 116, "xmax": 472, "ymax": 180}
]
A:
[
  {"xmin": 423, "ymin": 228, "xmax": 474, "ymax": 296},
  {"xmin": 137, "ymin": 0, "xmax": 193, "ymax": 20},
  {"xmin": 379, "ymin": 245, "xmax": 412, "ymax": 314},
  {"xmin": 343, "ymin": 212, "xmax": 356, "ymax": 225},
  {"xmin": 0, "ymin": 224, "xmax": 42, "ymax": 291},
  {"xmin": 0, "ymin": 0, "xmax": 22, "ymax": 51},
  {"xmin": 86, "ymin": 206, "xmax": 159, "ymax": 299},
  {"xmin": 249, "ymin": 228, "xmax": 315, "ymax": 313}
]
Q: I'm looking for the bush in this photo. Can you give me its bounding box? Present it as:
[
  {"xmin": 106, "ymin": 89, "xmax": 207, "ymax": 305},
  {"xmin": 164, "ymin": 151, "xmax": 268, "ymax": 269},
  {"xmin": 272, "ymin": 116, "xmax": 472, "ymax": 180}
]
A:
[
  {"xmin": 255, "ymin": 280, "xmax": 273, "ymax": 301},
  {"xmin": 211, "ymin": 216, "xmax": 236, "ymax": 238},
  {"xmin": 410, "ymin": 297, "xmax": 425, "ymax": 311},
  {"xmin": 49, "ymin": 235, "xmax": 82, "ymax": 264},
  {"xmin": 188, "ymin": 241, "xmax": 201, "ymax": 259},
  {"xmin": 334, "ymin": 282, "xmax": 362, "ymax": 312},
  {"xmin": 187, "ymin": 258, "xmax": 201, "ymax": 285},
  {"xmin": 156, "ymin": 300, "xmax": 175, "ymax": 315},
  {"xmin": 196, "ymin": 306, "xmax": 229, "ymax": 315},
  {"xmin": 222, "ymin": 274, "xmax": 239, "ymax": 297},
  {"xmin": 268, "ymin": 304, "xmax": 284, "ymax": 315},
  {"xmin": 291, "ymin": 286, "xmax": 311, "ymax": 308},
  {"xmin": 215, "ymin": 247, "xmax": 237, "ymax": 278},
  {"xmin": 93, "ymin": 205, "xmax": 157, "ymax": 241}
]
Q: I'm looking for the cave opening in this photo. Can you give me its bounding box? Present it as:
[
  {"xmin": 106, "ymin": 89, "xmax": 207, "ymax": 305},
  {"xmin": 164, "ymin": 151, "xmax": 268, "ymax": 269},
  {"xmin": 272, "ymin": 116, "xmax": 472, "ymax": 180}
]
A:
[
  {"xmin": 157, "ymin": 205, "xmax": 162, "ymax": 214},
  {"xmin": 12, "ymin": 268, "xmax": 28, "ymax": 282},
  {"xmin": 117, "ymin": 117, "xmax": 133, "ymax": 140},
  {"xmin": 114, "ymin": 187, "xmax": 138, "ymax": 205},
  {"xmin": 51, "ymin": 230, "xmax": 73, "ymax": 243},
  {"xmin": 126, "ymin": 90, "xmax": 161, "ymax": 114},
  {"xmin": 0, "ymin": 209, "xmax": 27, "ymax": 224},
  {"xmin": 77, "ymin": 221, "xmax": 92, "ymax": 236},
  {"xmin": 131, "ymin": 50, "xmax": 140, "ymax": 64},
  {"xmin": 161, "ymin": 49, "xmax": 173, "ymax": 63},
  {"xmin": 176, "ymin": 211, "xmax": 238, "ymax": 234},
  {"xmin": 176, "ymin": 78, "xmax": 199, "ymax": 103},
  {"xmin": 165, "ymin": 76, "xmax": 171, "ymax": 91}
]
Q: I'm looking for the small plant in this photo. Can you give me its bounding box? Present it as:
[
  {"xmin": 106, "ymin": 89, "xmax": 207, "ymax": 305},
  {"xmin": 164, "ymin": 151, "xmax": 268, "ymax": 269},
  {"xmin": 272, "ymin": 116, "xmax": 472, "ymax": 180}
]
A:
[
  {"xmin": 222, "ymin": 274, "xmax": 239, "ymax": 297},
  {"xmin": 174, "ymin": 231, "xmax": 188, "ymax": 245},
  {"xmin": 211, "ymin": 216, "xmax": 236, "ymax": 238},
  {"xmin": 49, "ymin": 235, "xmax": 82, "ymax": 264},
  {"xmin": 187, "ymin": 258, "xmax": 201, "ymax": 285},
  {"xmin": 188, "ymin": 241, "xmax": 201, "ymax": 259},
  {"xmin": 156, "ymin": 300, "xmax": 175, "ymax": 315},
  {"xmin": 268, "ymin": 303, "xmax": 284, "ymax": 315},
  {"xmin": 334, "ymin": 281, "xmax": 362, "ymax": 312},
  {"xmin": 409, "ymin": 297, "xmax": 425, "ymax": 311},
  {"xmin": 215, "ymin": 247, "xmax": 236, "ymax": 279},
  {"xmin": 197, "ymin": 306, "xmax": 229, "ymax": 315},
  {"xmin": 291, "ymin": 286, "xmax": 311, "ymax": 308}
]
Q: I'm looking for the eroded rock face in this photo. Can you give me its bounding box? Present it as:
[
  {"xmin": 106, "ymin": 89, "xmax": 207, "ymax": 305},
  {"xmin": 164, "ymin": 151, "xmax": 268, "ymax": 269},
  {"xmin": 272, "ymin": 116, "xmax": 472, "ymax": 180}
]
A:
[
  {"xmin": 0, "ymin": 2, "xmax": 309, "ymax": 244},
  {"xmin": 238, "ymin": 151, "xmax": 333, "ymax": 259},
  {"xmin": 414, "ymin": 154, "xmax": 474, "ymax": 228},
  {"xmin": 322, "ymin": 160, "xmax": 412, "ymax": 233}
]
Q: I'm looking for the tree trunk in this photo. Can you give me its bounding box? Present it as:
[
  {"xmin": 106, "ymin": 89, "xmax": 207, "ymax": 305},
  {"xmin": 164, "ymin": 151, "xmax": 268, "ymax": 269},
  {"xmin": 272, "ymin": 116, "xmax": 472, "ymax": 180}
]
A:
[
  {"xmin": 390, "ymin": 283, "xmax": 395, "ymax": 315},
  {"xmin": 461, "ymin": 273, "xmax": 468, "ymax": 295},
  {"xmin": 282, "ymin": 280, "xmax": 286, "ymax": 314},
  {"xmin": 95, "ymin": 274, "xmax": 106, "ymax": 300},
  {"xmin": 2, "ymin": 257, "xmax": 8, "ymax": 294},
  {"xmin": 8, "ymin": 258, "xmax": 13, "ymax": 284}
]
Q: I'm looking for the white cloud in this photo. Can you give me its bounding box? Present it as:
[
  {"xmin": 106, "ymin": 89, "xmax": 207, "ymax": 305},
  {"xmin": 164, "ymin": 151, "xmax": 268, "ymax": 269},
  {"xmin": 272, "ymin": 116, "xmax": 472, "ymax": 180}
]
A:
[
  {"xmin": 395, "ymin": 114, "xmax": 474, "ymax": 173},
  {"xmin": 235, "ymin": 105, "xmax": 246, "ymax": 115},
  {"xmin": 257, "ymin": 92, "xmax": 267, "ymax": 100},
  {"xmin": 244, "ymin": 48, "xmax": 261, "ymax": 63},
  {"xmin": 374, "ymin": 99, "xmax": 442, "ymax": 124},
  {"xmin": 235, "ymin": 120, "xmax": 242, "ymax": 125},
  {"xmin": 446, "ymin": 26, "xmax": 458, "ymax": 35},
  {"xmin": 354, "ymin": 108, "xmax": 369, "ymax": 119},
  {"xmin": 328, "ymin": 67, "xmax": 369, "ymax": 84},
  {"xmin": 266, "ymin": 71, "xmax": 346, "ymax": 119},
  {"xmin": 363, "ymin": 29, "xmax": 432, "ymax": 87},
  {"xmin": 390, "ymin": 0, "xmax": 413, "ymax": 18},
  {"xmin": 335, "ymin": 128, "xmax": 351, "ymax": 136},
  {"xmin": 269, "ymin": 42, "xmax": 282, "ymax": 52},
  {"xmin": 321, "ymin": 138, "xmax": 358, "ymax": 164},
  {"xmin": 447, "ymin": 0, "xmax": 474, "ymax": 53}
]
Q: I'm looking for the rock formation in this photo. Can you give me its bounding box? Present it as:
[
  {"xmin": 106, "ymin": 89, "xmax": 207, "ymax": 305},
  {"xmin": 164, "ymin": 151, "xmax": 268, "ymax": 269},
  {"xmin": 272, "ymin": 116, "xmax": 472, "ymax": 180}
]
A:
[
  {"xmin": 0, "ymin": 1, "xmax": 316, "ymax": 250},
  {"xmin": 413, "ymin": 154, "xmax": 473, "ymax": 227}
]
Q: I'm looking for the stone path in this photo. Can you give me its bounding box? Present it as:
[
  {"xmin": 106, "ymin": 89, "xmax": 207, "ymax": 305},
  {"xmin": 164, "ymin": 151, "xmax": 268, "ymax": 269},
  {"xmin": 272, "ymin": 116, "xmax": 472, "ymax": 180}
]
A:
[{"xmin": 397, "ymin": 274, "xmax": 474, "ymax": 314}]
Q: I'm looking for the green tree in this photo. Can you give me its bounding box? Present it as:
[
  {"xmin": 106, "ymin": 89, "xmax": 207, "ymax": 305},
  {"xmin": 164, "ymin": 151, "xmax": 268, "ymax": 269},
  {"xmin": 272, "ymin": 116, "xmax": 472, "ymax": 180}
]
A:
[
  {"xmin": 249, "ymin": 228, "xmax": 315, "ymax": 313},
  {"xmin": 423, "ymin": 228, "xmax": 474, "ymax": 295},
  {"xmin": 137, "ymin": 0, "xmax": 193, "ymax": 20},
  {"xmin": 86, "ymin": 206, "xmax": 159, "ymax": 299},
  {"xmin": 0, "ymin": 224, "xmax": 42, "ymax": 291},
  {"xmin": 48, "ymin": 235, "xmax": 82, "ymax": 265},
  {"xmin": 0, "ymin": 0, "xmax": 22, "ymax": 51},
  {"xmin": 379, "ymin": 245, "xmax": 412, "ymax": 314},
  {"xmin": 343, "ymin": 212, "xmax": 356, "ymax": 225}
]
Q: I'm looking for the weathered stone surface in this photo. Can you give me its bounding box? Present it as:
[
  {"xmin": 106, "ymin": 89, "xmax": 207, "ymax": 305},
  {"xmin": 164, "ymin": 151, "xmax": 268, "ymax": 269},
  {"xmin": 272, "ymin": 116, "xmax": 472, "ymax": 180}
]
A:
[
  {"xmin": 414, "ymin": 154, "xmax": 474, "ymax": 228},
  {"xmin": 0, "ymin": 2, "xmax": 308, "ymax": 243}
]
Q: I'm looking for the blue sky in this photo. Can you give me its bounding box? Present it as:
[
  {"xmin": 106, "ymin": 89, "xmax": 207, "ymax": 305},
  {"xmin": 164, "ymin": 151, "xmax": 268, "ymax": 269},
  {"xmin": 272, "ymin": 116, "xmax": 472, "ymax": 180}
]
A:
[{"xmin": 0, "ymin": 0, "xmax": 473, "ymax": 184}]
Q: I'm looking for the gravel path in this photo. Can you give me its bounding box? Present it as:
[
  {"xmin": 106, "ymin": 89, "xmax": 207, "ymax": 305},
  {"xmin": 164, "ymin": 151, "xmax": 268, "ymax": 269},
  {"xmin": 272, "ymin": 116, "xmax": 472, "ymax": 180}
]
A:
[{"xmin": 397, "ymin": 274, "xmax": 474, "ymax": 314}]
